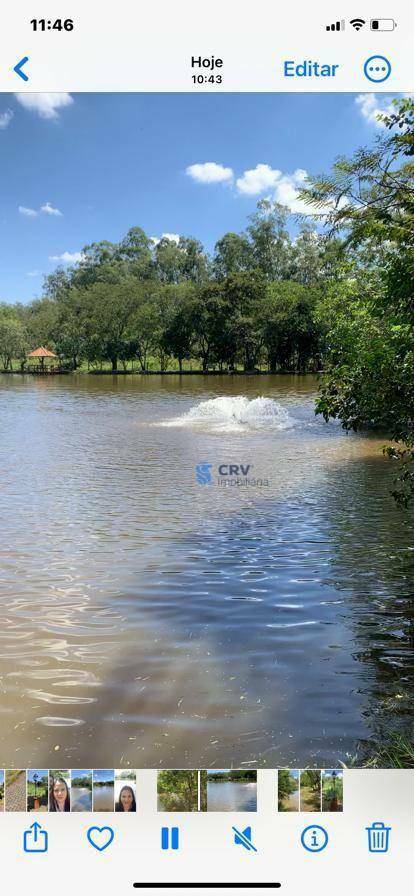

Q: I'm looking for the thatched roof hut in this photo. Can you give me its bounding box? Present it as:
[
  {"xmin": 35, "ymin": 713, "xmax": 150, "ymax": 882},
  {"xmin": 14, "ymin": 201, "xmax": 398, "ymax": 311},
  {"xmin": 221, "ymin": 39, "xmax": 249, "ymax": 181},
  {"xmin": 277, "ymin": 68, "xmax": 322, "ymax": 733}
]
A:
[
  {"xmin": 27, "ymin": 346, "xmax": 57, "ymax": 369},
  {"xmin": 27, "ymin": 346, "xmax": 56, "ymax": 359}
]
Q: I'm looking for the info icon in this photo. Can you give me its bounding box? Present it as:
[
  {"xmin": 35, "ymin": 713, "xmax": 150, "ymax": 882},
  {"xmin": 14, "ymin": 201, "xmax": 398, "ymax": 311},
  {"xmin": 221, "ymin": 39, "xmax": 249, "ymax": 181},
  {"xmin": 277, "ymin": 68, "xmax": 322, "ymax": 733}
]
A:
[{"xmin": 301, "ymin": 825, "xmax": 329, "ymax": 853}]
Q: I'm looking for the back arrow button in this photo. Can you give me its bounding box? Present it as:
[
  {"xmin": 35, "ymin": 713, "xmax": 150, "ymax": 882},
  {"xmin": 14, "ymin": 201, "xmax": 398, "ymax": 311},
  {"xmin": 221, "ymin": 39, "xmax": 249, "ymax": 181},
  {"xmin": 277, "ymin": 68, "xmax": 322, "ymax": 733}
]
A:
[{"xmin": 14, "ymin": 56, "xmax": 29, "ymax": 81}]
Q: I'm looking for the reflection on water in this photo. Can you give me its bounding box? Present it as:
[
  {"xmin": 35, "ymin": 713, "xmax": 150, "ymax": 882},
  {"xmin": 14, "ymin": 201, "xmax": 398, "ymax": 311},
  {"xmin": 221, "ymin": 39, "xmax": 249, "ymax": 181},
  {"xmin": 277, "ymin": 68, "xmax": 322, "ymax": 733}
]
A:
[
  {"xmin": 71, "ymin": 787, "xmax": 92, "ymax": 812},
  {"xmin": 206, "ymin": 781, "xmax": 257, "ymax": 812},
  {"xmin": 0, "ymin": 373, "xmax": 413, "ymax": 767},
  {"xmin": 93, "ymin": 785, "xmax": 114, "ymax": 812}
]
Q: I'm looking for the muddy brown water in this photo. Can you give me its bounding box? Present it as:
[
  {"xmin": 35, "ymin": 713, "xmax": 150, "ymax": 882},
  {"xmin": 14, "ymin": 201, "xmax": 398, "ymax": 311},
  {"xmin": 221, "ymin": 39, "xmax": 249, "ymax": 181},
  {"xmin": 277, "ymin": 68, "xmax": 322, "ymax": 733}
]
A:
[{"xmin": 0, "ymin": 373, "xmax": 413, "ymax": 768}]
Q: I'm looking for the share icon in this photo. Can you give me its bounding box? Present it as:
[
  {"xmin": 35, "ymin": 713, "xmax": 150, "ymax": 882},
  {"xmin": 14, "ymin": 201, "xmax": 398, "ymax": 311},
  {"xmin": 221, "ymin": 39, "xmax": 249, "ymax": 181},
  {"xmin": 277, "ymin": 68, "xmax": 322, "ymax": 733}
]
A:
[{"xmin": 232, "ymin": 825, "xmax": 258, "ymax": 852}]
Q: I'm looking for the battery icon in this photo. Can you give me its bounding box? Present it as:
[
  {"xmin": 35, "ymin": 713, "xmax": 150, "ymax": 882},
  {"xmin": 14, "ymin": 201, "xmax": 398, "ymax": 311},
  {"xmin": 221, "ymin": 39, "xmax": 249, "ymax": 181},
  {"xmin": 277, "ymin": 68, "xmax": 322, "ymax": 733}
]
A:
[{"xmin": 371, "ymin": 19, "xmax": 397, "ymax": 30}]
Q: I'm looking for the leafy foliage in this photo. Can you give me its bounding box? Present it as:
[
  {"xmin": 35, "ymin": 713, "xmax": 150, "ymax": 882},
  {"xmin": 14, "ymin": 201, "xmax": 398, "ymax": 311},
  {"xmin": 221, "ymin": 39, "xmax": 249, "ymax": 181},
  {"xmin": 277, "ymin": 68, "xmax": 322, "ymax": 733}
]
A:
[
  {"xmin": 300, "ymin": 769, "xmax": 321, "ymax": 791},
  {"xmin": 157, "ymin": 770, "xmax": 199, "ymax": 812},
  {"xmin": 1, "ymin": 212, "xmax": 330, "ymax": 374},
  {"xmin": 300, "ymin": 98, "xmax": 414, "ymax": 505},
  {"xmin": 277, "ymin": 769, "xmax": 298, "ymax": 806}
]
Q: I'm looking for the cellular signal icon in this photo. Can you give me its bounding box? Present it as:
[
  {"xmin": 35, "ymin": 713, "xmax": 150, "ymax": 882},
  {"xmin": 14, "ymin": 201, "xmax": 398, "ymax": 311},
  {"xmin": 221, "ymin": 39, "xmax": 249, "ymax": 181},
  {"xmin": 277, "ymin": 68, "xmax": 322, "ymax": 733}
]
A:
[
  {"xmin": 350, "ymin": 18, "xmax": 366, "ymax": 30},
  {"xmin": 326, "ymin": 20, "xmax": 345, "ymax": 31}
]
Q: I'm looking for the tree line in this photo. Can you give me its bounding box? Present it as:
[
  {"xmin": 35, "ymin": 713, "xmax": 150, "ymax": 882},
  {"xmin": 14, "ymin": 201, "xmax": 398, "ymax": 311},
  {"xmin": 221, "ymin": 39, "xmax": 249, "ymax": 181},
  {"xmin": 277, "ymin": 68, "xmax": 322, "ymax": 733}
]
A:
[
  {"xmin": 0, "ymin": 202, "xmax": 344, "ymax": 374},
  {"xmin": 206, "ymin": 769, "xmax": 256, "ymax": 781},
  {"xmin": 1, "ymin": 97, "xmax": 413, "ymax": 500}
]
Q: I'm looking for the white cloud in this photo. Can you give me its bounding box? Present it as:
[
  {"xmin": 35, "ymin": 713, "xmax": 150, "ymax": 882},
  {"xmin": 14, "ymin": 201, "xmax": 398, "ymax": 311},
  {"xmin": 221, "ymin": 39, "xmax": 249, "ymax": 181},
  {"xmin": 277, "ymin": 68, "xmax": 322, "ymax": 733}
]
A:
[
  {"xmin": 49, "ymin": 251, "xmax": 84, "ymax": 264},
  {"xmin": 235, "ymin": 165, "xmax": 309, "ymax": 213},
  {"xmin": 272, "ymin": 168, "xmax": 310, "ymax": 213},
  {"xmin": 19, "ymin": 205, "xmax": 38, "ymax": 217},
  {"xmin": 0, "ymin": 109, "xmax": 13, "ymax": 130},
  {"xmin": 273, "ymin": 168, "xmax": 346, "ymax": 215},
  {"xmin": 14, "ymin": 93, "xmax": 73, "ymax": 120},
  {"xmin": 151, "ymin": 233, "xmax": 180, "ymax": 246},
  {"xmin": 186, "ymin": 155, "xmax": 340, "ymax": 216},
  {"xmin": 186, "ymin": 162, "xmax": 233, "ymax": 184},
  {"xmin": 19, "ymin": 201, "xmax": 63, "ymax": 218},
  {"xmin": 27, "ymin": 270, "xmax": 40, "ymax": 277},
  {"xmin": 41, "ymin": 201, "xmax": 62, "ymax": 217},
  {"xmin": 236, "ymin": 164, "xmax": 282, "ymax": 196},
  {"xmin": 355, "ymin": 94, "xmax": 396, "ymax": 128}
]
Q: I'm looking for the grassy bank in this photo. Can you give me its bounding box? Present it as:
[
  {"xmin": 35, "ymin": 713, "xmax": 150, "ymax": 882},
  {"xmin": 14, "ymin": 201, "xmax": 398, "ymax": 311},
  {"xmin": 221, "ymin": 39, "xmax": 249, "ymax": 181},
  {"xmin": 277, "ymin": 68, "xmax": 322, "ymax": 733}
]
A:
[
  {"xmin": 343, "ymin": 736, "xmax": 414, "ymax": 769},
  {"xmin": 1, "ymin": 360, "xmax": 321, "ymax": 376}
]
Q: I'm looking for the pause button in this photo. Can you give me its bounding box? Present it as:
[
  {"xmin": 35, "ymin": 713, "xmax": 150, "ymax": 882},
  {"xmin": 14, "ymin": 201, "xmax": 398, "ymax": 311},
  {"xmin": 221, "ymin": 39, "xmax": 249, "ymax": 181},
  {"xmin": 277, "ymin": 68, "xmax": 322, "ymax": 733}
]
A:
[{"xmin": 161, "ymin": 827, "xmax": 180, "ymax": 850}]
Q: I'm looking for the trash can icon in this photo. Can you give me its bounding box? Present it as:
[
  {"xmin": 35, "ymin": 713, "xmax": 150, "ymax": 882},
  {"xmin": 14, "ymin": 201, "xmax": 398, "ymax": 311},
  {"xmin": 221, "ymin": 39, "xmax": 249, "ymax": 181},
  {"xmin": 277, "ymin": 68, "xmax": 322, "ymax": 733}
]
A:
[{"xmin": 366, "ymin": 822, "xmax": 391, "ymax": 853}]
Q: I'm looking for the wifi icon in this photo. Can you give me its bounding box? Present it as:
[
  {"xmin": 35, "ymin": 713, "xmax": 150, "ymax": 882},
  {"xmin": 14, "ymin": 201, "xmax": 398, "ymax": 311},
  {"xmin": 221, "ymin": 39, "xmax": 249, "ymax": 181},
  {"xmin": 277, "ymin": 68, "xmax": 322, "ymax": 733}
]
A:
[{"xmin": 350, "ymin": 18, "xmax": 366, "ymax": 30}]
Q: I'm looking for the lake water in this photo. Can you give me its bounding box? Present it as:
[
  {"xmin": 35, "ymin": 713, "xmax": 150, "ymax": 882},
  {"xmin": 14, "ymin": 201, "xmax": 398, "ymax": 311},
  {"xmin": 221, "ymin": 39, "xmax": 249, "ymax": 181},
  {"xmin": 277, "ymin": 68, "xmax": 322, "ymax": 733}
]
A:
[
  {"xmin": 71, "ymin": 786, "xmax": 92, "ymax": 811},
  {"xmin": 207, "ymin": 781, "xmax": 257, "ymax": 811},
  {"xmin": 0, "ymin": 373, "xmax": 413, "ymax": 768},
  {"xmin": 93, "ymin": 785, "xmax": 114, "ymax": 811}
]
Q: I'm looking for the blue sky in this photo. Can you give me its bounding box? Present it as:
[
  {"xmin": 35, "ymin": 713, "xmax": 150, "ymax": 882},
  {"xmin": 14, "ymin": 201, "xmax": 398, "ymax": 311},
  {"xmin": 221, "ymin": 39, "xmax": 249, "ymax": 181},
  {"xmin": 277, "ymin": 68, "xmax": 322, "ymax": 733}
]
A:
[
  {"xmin": 0, "ymin": 91, "xmax": 395, "ymax": 303},
  {"xmin": 27, "ymin": 769, "xmax": 48, "ymax": 782},
  {"xmin": 93, "ymin": 769, "xmax": 114, "ymax": 783}
]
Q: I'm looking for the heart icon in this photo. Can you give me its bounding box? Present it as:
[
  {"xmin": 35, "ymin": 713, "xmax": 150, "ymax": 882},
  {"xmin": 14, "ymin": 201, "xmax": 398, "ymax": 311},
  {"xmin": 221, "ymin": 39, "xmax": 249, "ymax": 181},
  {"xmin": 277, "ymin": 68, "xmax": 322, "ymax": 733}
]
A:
[{"xmin": 87, "ymin": 826, "xmax": 115, "ymax": 852}]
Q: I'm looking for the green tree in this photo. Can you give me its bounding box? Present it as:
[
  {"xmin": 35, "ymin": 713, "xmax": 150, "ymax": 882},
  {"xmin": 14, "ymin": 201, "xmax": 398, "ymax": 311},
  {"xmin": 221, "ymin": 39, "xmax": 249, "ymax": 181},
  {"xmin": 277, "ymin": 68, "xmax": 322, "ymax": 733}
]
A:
[
  {"xmin": 154, "ymin": 237, "xmax": 183, "ymax": 283},
  {"xmin": 83, "ymin": 278, "xmax": 138, "ymax": 371},
  {"xmin": 300, "ymin": 770, "xmax": 321, "ymax": 791},
  {"xmin": 53, "ymin": 288, "xmax": 88, "ymax": 369},
  {"xmin": 278, "ymin": 770, "xmax": 297, "ymax": 809},
  {"xmin": 192, "ymin": 282, "xmax": 228, "ymax": 371},
  {"xmin": 300, "ymin": 97, "xmax": 414, "ymax": 504},
  {"xmin": 130, "ymin": 296, "xmax": 159, "ymax": 371},
  {"xmin": 222, "ymin": 271, "xmax": 266, "ymax": 371},
  {"xmin": 247, "ymin": 200, "xmax": 293, "ymax": 281},
  {"xmin": 292, "ymin": 225, "xmax": 323, "ymax": 285},
  {"xmin": 159, "ymin": 283, "xmax": 197, "ymax": 371},
  {"xmin": 261, "ymin": 281, "xmax": 321, "ymax": 372},
  {"xmin": 0, "ymin": 314, "xmax": 28, "ymax": 370},
  {"xmin": 118, "ymin": 227, "xmax": 154, "ymax": 280},
  {"xmin": 157, "ymin": 771, "xmax": 199, "ymax": 812},
  {"xmin": 178, "ymin": 237, "xmax": 209, "ymax": 283},
  {"xmin": 24, "ymin": 297, "xmax": 59, "ymax": 349},
  {"xmin": 213, "ymin": 232, "xmax": 253, "ymax": 278}
]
